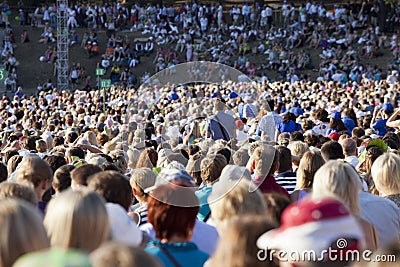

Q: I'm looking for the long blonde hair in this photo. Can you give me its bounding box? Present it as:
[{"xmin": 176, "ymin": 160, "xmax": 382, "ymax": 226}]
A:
[
  {"xmin": 312, "ymin": 160, "xmax": 362, "ymax": 215},
  {"xmin": 208, "ymin": 215, "xmax": 277, "ymax": 267},
  {"xmin": 44, "ymin": 189, "xmax": 110, "ymax": 252},
  {"xmin": 0, "ymin": 198, "xmax": 50, "ymax": 267}
]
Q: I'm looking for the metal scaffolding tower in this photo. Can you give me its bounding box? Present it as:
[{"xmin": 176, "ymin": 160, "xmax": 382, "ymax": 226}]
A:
[{"xmin": 56, "ymin": 0, "xmax": 69, "ymax": 91}]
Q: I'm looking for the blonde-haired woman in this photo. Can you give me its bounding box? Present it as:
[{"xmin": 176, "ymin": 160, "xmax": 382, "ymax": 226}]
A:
[
  {"xmin": 44, "ymin": 189, "xmax": 109, "ymax": 252},
  {"xmin": 91, "ymin": 242, "xmax": 162, "ymax": 267},
  {"xmin": 209, "ymin": 179, "xmax": 267, "ymax": 232},
  {"xmin": 0, "ymin": 198, "xmax": 50, "ymax": 267},
  {"xmin": 287, "ymin": 141, "xmax": 309, "ymax": 171},
  {"xmin": 312, "ymin": 160, "xmax": 379, "ymax": 251},
  {"xmin": 207, "ymin": 215, "xmax": 277, "ymax": 267},
  {"xmin": 371, "ymin": 153, "xmax": 400, "ymax": 207},
  {"xmin": 291, "ymin": 151, "xmax": 325, "ymax": 202}
]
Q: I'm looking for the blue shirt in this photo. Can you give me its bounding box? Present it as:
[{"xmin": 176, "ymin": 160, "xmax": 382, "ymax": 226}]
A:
[
  {"xmin": 278, "ymin": 120, "xmax": 301, "ymax": 133},
  {"xmin": 145, "ymin": 240, "xmax": 209, "ymax": 267},
  {"xmin": 195, "ymin": 186, "xmax": 212, "ymax": 222},
  {"xmin": 342, "ymin": 117, "xmax": 355, "ymax": 133},
  {"xmin": 372, "ymin": 119, "xmax": 388, "ymax": 136}
]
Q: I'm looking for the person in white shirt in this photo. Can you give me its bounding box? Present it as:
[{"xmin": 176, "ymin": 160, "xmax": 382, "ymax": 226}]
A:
[
  {"xmin": 199, "ymin": 16, "xmax": 208, "ymax": 33},
  {"xmin": 340, "ymin": 138, "xmax": 359, "ymax": 167}
]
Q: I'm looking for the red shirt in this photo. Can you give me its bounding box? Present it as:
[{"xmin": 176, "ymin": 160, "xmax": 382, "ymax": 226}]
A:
[{"xmin": 254, "ymin": 175, "xmax": 289, "ymax": 197}]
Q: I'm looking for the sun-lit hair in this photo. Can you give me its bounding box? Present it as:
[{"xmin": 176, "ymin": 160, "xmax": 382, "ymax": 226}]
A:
[
  {"xmin": 287, "ymin": 141, "xmax": 309, "ymax": 161},
  {"xmin": 208, "ymin": 215, "xmax": 276, "ymax": 267},
  {"xmin": 91, "ymin": 242, "xmax": 162, "ymax": 267},
  {"xmin": 312, "ymin": 160, "xmax": 362, "ymax": 215},
  {"xmin": 295, "ymin": 151, "xmax": 325, "ymax": 190},
  {"xmin": 0, "ymin": 198, "xmax": 50, "ymax": 267},
  {"xmin": 209, "ymin": 179, "xmax": 266, "ymax": 226},
  {"xmin": 44, "ymin": 189, "xmax": 110, "ymax": 252},
  {"xmin": 200, "ymin": 154, "xmax": 227, "ymax": 184},
  {"xmin": 0, "ymin": 182, "xmax": 38, "ymax": 206},
  {"xmin": 248, "ymin": 145, "xmax": 277, "ymax": 177},
  {"xmin": 35, "ymin": 139, "xmax": 47, "ymax": 153},
  {"xmin": 371, "ymin": 153, "xmax": 400, "ymax": 196}
]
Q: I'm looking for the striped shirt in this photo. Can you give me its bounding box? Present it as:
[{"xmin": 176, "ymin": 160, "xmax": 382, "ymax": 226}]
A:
[
  {"xmin": 275, "ymin": 172, "xmax": 297, "ymax": 194},
  {"xmin": 135, "ymin": 205, "xmax": 148, "ymax": 226}
]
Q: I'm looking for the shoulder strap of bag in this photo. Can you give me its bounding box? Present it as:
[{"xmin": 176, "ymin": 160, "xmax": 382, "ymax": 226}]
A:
[{"xmin": 152, "ymin": 243, "xmax": 182, "ymax": 267}]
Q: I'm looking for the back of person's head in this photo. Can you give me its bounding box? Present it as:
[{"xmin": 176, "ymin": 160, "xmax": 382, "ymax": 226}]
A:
[
  {"xmin": 0, "ymin": 161, "xmax": 7, "ymax": 182},
  {"xmin": 217, "ymin": 147, "xmax": 232, "ymax": 163},
  {"xmin": 296, "ymin": 151, "xmax": 325, "ymax": 190},
  {"xmin": 136, "ymin": 147, "xmax": 158, "ymax": 168},
  {"xmin": 87, "ymin": 170, "xmax": 133, "ymax": 211},
  {"xmin": 66, "ymin": 146, "xmax": 85, "ymax": 160},
  {"xmin": 276, "ymin": 146, "xmax": 292, "ymax": 173},
  {"xmin": 208, "ymin": 215, "xmax": 276, "ymax": 267},
  {"xmin": 287, "ymin": 141, "xmax": 309, "ymax": 162},
  {"xmin": 7, "ymin": 155, "xmax": 22, "ymax": 176},
  {"xmin": 250, "ymin": 145, "xmax": 277, "ymax": 177},
  {"xmin": 0, "ymin": 182, "xmax": 38, "ymax": 206},
  {"xmin": 320, "ymin": 141, "xmax": 344, "ymax": 162},
  {"xmin": 97, "ymin": 133, "xmax": 109, "ymax": 146},
  {"xmin": 200, "ymin": 154, "xmax": 227, "ymax": 184},
  {"xmin": 187, "ymin": 144, "xmax": 200, "ymax": 156},
  {"xmin": 362, "ymin": 146, "xmax": 384, "ymax": 176},
  {"xmin": 101, "ymin": 162, "xmax": 120, "ymax": 172},
  {"xmin": 109, "ymin": 150, "xmax": 128, "ymax": 173},
  {"xmin": 70, "ymin": 164, "xmax": 102, "ymax": 188},
  {"xmin": 52, "ymin": 136, "xmax": 65, "ymax": 147},
  {"xmin": 91, "ymin": 242, "xmax": 162, "ymax": 267},
  {"xmin": 312, "ymin": 160, "xmax": 362, "ymax": 215},
  {"xmin": 129, "ymin": 168, "xmax": 156, "ymax": 202},
  {"xmin": 232, "ymin": 149, "xmax": 250, "ymax": 167},
  {"xmin": 36, "ymin": 139, "xmax": 47, "ymax": 153},
  {"xmin": 185, "ymin": 152, "xmax": 205, "ymax": 186},
  {"xmin": 339, "ymin": 138, "xmax": 357, "ymax": 157},
  {"xmin": 147, "ymin": 182, "xmax": 199, "ymax": 240},
  {"xmin": 290, "ymin": 131, "xmax": 304, "ymax": 142},
  {"xmin": 14, "ymin": 155, "xmax": 53, "ymax": 195},
  {"xmin": 44, "ymin": 189, "xmax": 109, "ymax": 252},
  {"xmin": 371, "ymin": 153, "xmax": 400, "ymax": 197},
  {"xmin": 53, "ymin": 165, "xmax": 75, "ymax": 194},
  {"xmin": 66, "ymin": 132, "xmax": 79, "ymax": 144},
  {"xmin": 209, "ymin": 179, "xmax": 266, "ymax": 227},
  {"xmin": 352, "ymin": 127, "xmax": 365, "ymax": 138},
  {"xmin": 316, "ymin": 109, "xmax": 329, "ymax": 122},
  {"xmin": 43, "ymin": 155, "xmax": 67, "ymax": 173},
  {"xmin": 263, "ymin": 193, "xmax": 291, "ymax": 226},
  {"xmin": 23, "ymin": 136, "xmax": 37, "ymax": 151},
  {"xmin": 304, "ymin": 134, "xmax": 319, "ymax": 148},
  {"xmin": 0, "ymin": 198, "xmax": 50, "ymax": 267}
]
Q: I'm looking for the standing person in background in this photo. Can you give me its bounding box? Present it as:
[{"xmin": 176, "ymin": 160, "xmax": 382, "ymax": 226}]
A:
[{"xmin": 1, "ymin": 1, "xmax": 10, "ymax": 25}]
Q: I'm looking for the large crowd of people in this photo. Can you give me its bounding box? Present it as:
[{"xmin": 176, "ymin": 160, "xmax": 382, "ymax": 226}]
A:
[
  {"xmin": 3, "ymin": 0, "xmax": 400, "ymax": 91},
  {"xmin": 1, "ymin": 0, "xmax": 400, "ymax": 267}
]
